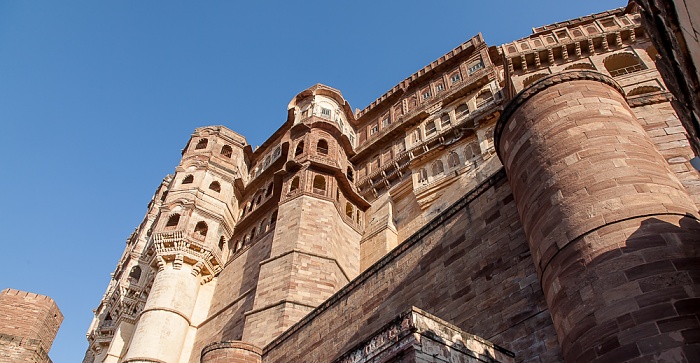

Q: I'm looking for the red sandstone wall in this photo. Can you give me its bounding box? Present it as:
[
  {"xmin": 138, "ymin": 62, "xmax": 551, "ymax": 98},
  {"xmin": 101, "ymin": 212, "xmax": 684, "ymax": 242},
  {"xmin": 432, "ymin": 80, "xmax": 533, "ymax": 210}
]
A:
[
  {"xmin": 631, "ymin": 101, "xmax": 700, "ymax": 208},
  {"xmin": 263, "ymin": 171, "xmax": 562, "ymax": 363},
  {"xmin": 188, "ymin": 233, "xmax": 274, "ymax": 363}
]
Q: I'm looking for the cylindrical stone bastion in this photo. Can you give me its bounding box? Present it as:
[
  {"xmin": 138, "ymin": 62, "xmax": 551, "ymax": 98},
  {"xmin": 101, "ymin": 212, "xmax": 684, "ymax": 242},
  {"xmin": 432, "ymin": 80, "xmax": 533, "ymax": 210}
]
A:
[{"xmin": 495, "ymin": 70, "xmax": 700, "ymax": 362}]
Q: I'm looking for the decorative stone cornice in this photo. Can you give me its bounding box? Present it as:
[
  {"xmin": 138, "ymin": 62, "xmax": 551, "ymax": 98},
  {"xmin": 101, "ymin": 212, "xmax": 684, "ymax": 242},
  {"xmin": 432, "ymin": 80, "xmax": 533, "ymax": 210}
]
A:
[{"xmin": 494, "ymin": 70, "xmax": 624, "ymax": 161}]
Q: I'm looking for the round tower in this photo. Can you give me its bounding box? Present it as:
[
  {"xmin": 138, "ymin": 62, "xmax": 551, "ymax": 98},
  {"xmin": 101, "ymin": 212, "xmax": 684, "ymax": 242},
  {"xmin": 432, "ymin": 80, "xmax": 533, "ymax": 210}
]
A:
[
  {"xmin": 495, "ymin": 71, "xmax": 700, "ymax": 362},
  {"xmin": 123, "ymin": 126, "xmax": 246, "ymax": 363},
  {"xmin": 200, "ymin": 341, "xmax": 262, "ymax": 363}
]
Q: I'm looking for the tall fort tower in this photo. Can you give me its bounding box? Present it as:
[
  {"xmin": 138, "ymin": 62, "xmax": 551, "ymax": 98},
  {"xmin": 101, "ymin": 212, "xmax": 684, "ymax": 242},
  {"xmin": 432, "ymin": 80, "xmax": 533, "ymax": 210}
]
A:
[{"xmin": 86, "ymin": 4, "xmax": 700, "ymax": 363}]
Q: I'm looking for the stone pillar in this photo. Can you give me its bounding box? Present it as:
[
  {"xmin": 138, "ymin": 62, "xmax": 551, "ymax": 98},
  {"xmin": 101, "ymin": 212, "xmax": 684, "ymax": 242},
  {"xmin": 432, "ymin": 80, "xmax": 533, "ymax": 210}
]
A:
[
  {"xmin": 122, "ymin": 264, "xmax": 201, "ymax": 363},
  {"xmin": 200, "ymin": 341, "xmax": 262, "ymax": 363},
  {"xmin": 102, "ymin": 321, "xmax": 134, "ymax": 363},
  {"xmin": 495, "ymin": 71, "xmax": 700, "ymax": 362}
]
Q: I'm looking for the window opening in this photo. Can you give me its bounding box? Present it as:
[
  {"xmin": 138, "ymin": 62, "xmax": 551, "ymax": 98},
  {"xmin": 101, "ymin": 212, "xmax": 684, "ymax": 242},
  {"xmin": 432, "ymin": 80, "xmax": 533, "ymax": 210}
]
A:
[
  {"xmin": 313, "ymin": 175, "xmax": 326, "ymax": 194},
  {"xmin": 317, "ymin": 140, "xmax": 329, "ymax": 155},
  {"xmin": 195, "ymin": 138, "xmax": 208, "ymax": 150},
  {"xmin": 289, "ymin": 176, "xmax": 300, "ymax": 192},
  {"xmin": 194, "ymin": 221, "xmax": 208, "ymax": 237},
  {"xmin": 166, "ymin": 214, "xmax": 180, "ymax": 227},
  {"xmin": 129, "ymin": 266, "xmax": 142, "ymax": 282},
  {"xmin": 432, "ymin": 160, "xmax": 445, "ymax": 175},
  {"xmin": 448, "ymin": 152, "xmax": 460, "ymax": 167},
  {"xmin": 221, "ymin": 145, "xmax": 233, "ymax": 158}
]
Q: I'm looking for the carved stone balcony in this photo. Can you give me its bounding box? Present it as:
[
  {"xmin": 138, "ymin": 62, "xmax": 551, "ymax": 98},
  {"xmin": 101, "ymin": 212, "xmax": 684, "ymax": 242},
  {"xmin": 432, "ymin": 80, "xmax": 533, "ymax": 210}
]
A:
[{"xmin": 152, "ymin": 230, "xmax": 224, "ymax": 279}]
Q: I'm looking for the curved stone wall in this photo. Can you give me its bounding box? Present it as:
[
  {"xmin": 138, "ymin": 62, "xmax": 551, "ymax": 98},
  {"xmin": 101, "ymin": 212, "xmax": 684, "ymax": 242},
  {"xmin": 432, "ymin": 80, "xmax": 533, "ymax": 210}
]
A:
[{"xmin": 496, "ymin": 70, "xmax": 700, "ymax": 362}]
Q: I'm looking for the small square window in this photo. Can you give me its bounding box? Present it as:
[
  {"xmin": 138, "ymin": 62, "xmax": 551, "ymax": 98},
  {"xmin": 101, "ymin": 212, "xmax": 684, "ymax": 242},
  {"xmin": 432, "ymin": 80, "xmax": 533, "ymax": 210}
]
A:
[
  {"xmin": 450, "ymin": 73, "xmax": 461, "ymax": 83},
  {"xmin": 370, "ymin": 125, "xmax": 379, "ymax": 135},
  {"xmin": 321, "ymin": 108, "xmax": 331, "ymax": 116},
  {"xmin": 422, "ymin": 91, "xmax": 432, "ymax": 100},
  {"xmin": 436, "ymin": 84, "xmax": 445, "ymax": 92}
]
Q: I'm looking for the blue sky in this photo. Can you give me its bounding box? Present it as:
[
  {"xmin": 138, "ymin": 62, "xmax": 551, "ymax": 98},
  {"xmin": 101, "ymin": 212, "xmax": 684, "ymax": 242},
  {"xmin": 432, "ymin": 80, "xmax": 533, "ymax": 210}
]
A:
[{"xmin": 0, "ymin": 1, "xmax": 625, "ymax": 362}]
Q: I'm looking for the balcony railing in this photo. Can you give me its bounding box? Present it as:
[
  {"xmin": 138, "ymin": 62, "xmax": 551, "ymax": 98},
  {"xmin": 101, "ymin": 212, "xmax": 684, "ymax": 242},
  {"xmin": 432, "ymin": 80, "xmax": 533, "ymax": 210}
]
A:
[{"xmin": 608, "ymin": 64, "xmax": 644, "ymax": 77}]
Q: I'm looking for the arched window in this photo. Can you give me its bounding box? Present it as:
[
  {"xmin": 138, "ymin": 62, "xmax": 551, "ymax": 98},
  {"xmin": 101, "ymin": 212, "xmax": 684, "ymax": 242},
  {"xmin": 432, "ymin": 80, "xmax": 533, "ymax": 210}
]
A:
[
  {"xmin": 249, "ymin": 227, "xmax": 256, "ymax": 240},
  {"xmin": 346, "ymin": 167, "xmax": 354, "ymax": 182},
  {"xmin": 456, "ymin": 104, "xmax": 469, "ymax": 120},
  {"xmin": 432, "ymin": 160, "xmax": 445, "ymax": 176},
  {"xmin": 418, "ymin": 168, "xmax": 428, "ymax": 182},
  {"xmin": 448, "ymin": 152, "xmax": 460, "ymax": 167},
  {"xmin": 182, "ymin": 175, "xmax": 194, "ymax": 184},
  {"xmin": 195, "ymin": 138, "xmax": 208, "ymax": 150},
  {"xmin": 209, "ymin": 181, "xmax": 221, "ymax": 193},
  {"xmin": 465, "ymin": 142, "xmax": 480, "ymax": 160},
  {"xmin": 346, "ymin": 203, "xmax": 353, "ymax": 218},
  {"xmin": 295, "ymin": 141, "xmax": 304, "ymax": 156},
  {"xmin": 522, "ymin": 73, "xmax": 548, "ymax": 88},
  {"xmin": 194, "ymin": 221, "xmax": 208, "ymax": 237},
  {"xmin": 317, "ymin": 140, "xmax": 329, "ymax": 155},
  {"xmin": 235, "ymin": 239, "xmax": 242, "ymax": 251},
  {"xmin": 313, "ymin": 175, "xmax": 326, "ymax": 194},
  {"xmin": 255, "ymin": 194, "xmax": 262, "ymax": 205},
  {"xmin": 166, "ymin": 214, "xmax": 180, "ymax": 227},
  {"xmin": 289, "ymin": 176, "xmax": 300, "ymax": 193},
  {"xmin": 441, "ymin": 114, "xmax": 451, "ymax": 128},
  {"xmin": 604, "ymin": 53, "xmax": 644, "ymax": 77},
  {"xmin": 265, "ymin": 182, "xmax": 273, "ymax": 197},
  {"xmin": 263, "ymin": 155, "xmax": 271, "ymax": 168},
  {"xmin": 221, "ymin": 145, "xmax": 233, "ymax": 158},
  {"xmin": 129, "ymin": 266, "xmax": 142, "ymax": 282},
  {"xmin": 218, "ymin": 236, "xmax": 225, "ymax": 250},
  {"xmin": 475, "ymin": 90, "xmax": 494, "ymax": 107}
]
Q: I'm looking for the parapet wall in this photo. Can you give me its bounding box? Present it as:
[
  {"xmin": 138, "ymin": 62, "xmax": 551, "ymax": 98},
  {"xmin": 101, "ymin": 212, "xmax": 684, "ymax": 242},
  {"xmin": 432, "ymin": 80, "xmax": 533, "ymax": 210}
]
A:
[{"xmin": 0, "ymin": 288, "xmax": 63, "ymax": 363}]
